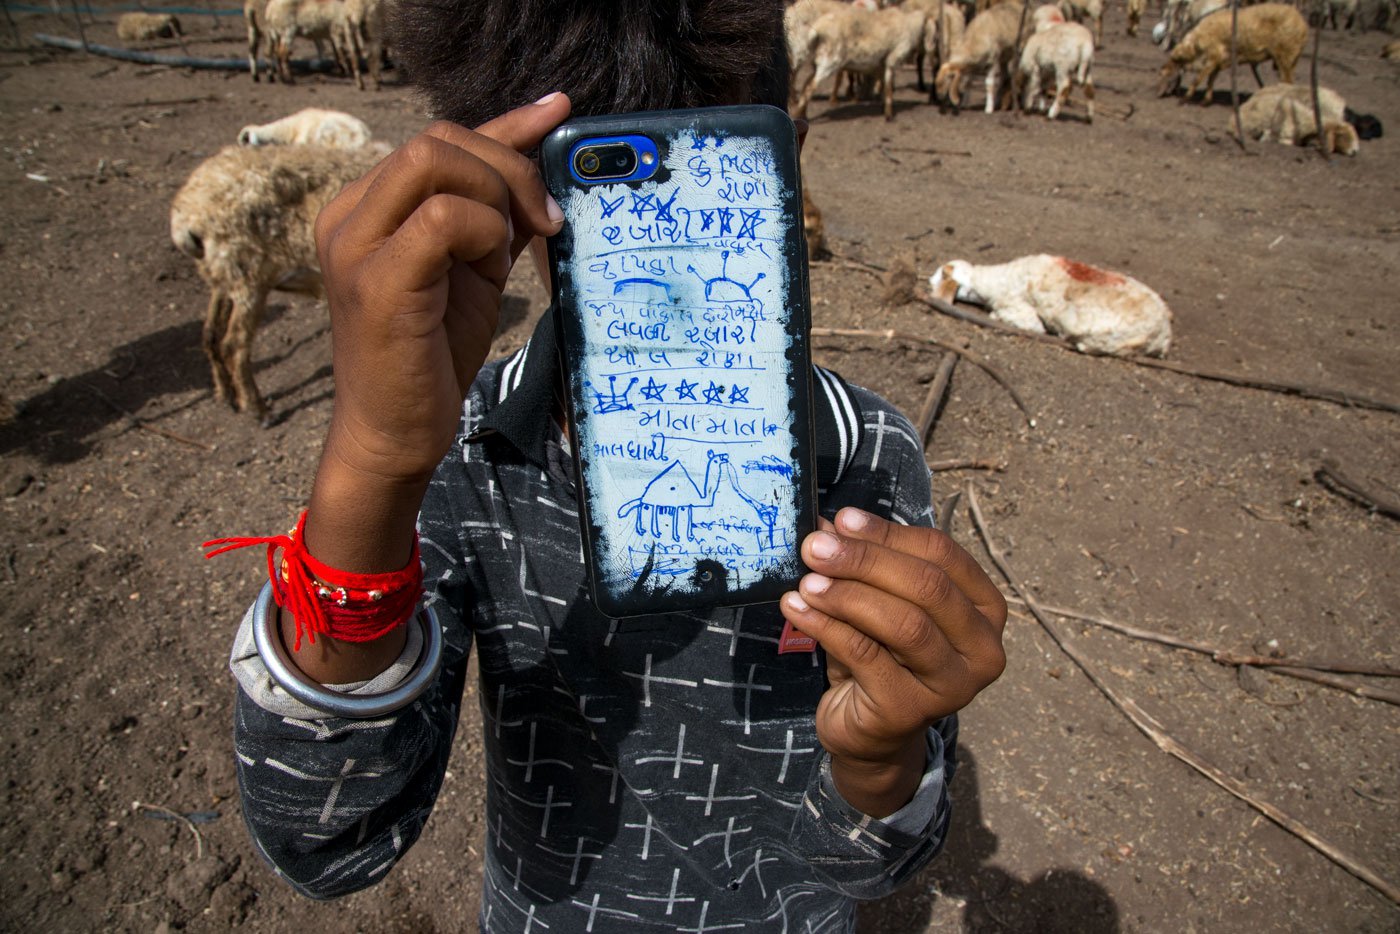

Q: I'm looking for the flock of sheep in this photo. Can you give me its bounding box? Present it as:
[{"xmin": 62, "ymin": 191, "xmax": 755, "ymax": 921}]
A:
[{"xmin": 160, "ymin": 0, "xmax": 1393, "ymax": 421}]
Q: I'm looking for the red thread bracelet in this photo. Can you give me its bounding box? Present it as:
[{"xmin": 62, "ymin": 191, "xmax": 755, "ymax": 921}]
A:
[{"xmin": 203, "ymin": 512, "xmax": 422, "ymax": 651}]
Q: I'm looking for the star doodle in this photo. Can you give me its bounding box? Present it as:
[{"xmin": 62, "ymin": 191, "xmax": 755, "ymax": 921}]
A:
[
  {"xmin": 640, "ymin": 377, "xmax": 668, "ymax": 403},
  {"xmin": 675, "ymin": 379, "xmax": 698, "ymax": 402},
  {"xmin": 702, "ymin": 381, "xmax": 726, "ymax": 405},
  {"xmin": 728, "ymin": 385, "xmax": 749, "ymax": 405}
]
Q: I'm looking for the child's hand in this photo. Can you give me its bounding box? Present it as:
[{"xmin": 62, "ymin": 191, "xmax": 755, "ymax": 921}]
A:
[
  {"xmin": 313, "ymin": 93, "xmax": 571, "ymax": 486},
  {"xmin": 780, "ymin": 508, "xmax": 1007, "ymax": 814}
]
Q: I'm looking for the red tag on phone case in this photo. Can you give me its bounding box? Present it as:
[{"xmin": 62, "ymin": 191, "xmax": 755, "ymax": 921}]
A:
[{"xmin": 778, "ymin": 619, "xmax": 816, "ymax": 654}]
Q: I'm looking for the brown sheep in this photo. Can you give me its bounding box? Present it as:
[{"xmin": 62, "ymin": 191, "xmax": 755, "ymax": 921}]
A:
[
  {"xmin": 1158, "ymin": 3, "xmax": 1307, "ymax": 103},
  {"xmin": 170, "ymin": 144, "xmax": 384, "ymax": 421}
]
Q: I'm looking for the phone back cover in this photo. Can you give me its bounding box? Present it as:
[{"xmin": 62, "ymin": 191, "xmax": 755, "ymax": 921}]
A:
[{"xmin": 541, "ymin": 105, "xmax": 814, "ymax": 618}]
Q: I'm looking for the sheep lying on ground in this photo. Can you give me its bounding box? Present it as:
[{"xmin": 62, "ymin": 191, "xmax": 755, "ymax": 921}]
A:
[
  {"xmin": 1158, "ymin": 3, "xmax": 1307, "ymax": 103},
  {"xmin": 794, "ymin": 5, "xmax": 929, "ymax": 120},
  {"xmin": 1019, "ymin": 20, "xmax": 1095, "ymax": 120},
  {"xmin": 1056, "ymin": 0, "xmax": 1102, "ymax": 46},
  {"xmin": 238, "ymin": 108, "xmax": 372, "ymax": 148},
  {"xmin": 1235, "ymin": 83, "xmax": 1359, "ymax": 154},
  {"xmin": 116, "ymin": 12, "xmax": 182, "ymax": 41},
  {"xmin": 930, "ymin": 254, "xmax": 1173, "ymax": 356},
  {"xmin": 263, "ymin": 0, "xmax": 359, "ymax": 87},
  {"xmin": 170, "ymin": 144, "xmax": 384, "ymax": 420},
  {"xmin": 934, "ymin": 1, "xmax": 1026, "ymax": 113}
]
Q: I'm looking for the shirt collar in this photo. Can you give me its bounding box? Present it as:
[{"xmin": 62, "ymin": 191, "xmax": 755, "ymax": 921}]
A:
[{"xmin": 470, "ymin": 307, "xmax": 562, "ymax": 470}]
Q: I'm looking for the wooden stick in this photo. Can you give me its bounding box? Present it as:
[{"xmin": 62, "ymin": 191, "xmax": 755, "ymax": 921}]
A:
[
  {"xmin": 927, "ymin": 458, "xmax": 1004, "ymax": 472},
  {"xmin": 82, "ymin": 383, "xmax": 216, "ymax": 451},
  {"xmin": 914, "ymin": 352, "xmax": 958, "ymax": 447},
  {"xmin": 1003, "ymin": 596, "xmax": 1400, "ymax": 678},
  {"xmin": 965, "ymin": 484, "xmax": 1400, "ymax": 907},
  {"xmin": 1270, "ymin": 667, "xmax": 1400, "ymax": 706},
  {"xmin": 937, "ymin": 490, "xmax": 962, "ymax": 534},
  {"xmin": 811, "ymin": 326, "xmax": 1034, "ymax": 426},
  {"xmin": 1316, "ymin": 460, "xmax": 1400, "ymax": 520}
]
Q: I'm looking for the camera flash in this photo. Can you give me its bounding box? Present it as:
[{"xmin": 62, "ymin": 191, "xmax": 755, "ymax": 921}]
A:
[{"xmin": 640, "ymin": 152, "xmax": 655, "ymax": 165}]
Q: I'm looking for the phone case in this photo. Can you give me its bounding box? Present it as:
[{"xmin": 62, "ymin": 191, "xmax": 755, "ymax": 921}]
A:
[{"xmin": 541, "ymin": 104, "xmax": 815, "ymax": 618}]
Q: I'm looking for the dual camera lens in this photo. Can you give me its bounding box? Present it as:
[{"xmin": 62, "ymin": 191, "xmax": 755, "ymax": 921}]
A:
[{"xmin": 574, "ymin": 142, "xmax": 639, "ymax": 181}]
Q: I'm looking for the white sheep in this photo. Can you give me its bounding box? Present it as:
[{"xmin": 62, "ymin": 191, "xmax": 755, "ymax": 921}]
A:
[
  {"xmin": 1056, "ymin": 0, "xmax": 1103, "ymax": 46},
  {"xmin": 1032, "ymin": 3, "xmax": 1066, "ymax": 31},
  {"xmin": 934, "ymin": 1, "xmax": 1027, "ymax": 114},
  {"xmin": 902, "ymin": 0, "xmax": 968, "ymax": 95},
  {"xmin": 1126, "ymin": 0, "xmax": 1146, "ymax": 36},
  {"xmin": 785, "ymin": 0, "xmax": 849, "ymax": 88},
  {"xmin": 1158, "ymin": 3, "xmax": 1307, "ymax": 103},
  {"xmin": 170, "ymin": 143, "xmax": 384, "ymax": 420},
  {"xmin": 238, "ymin": 108, "xmax": 373, "ymax": 148},
  {"xmin": 345, "ymin": 0, "xmax": 387, "ymax": 91},
  {"xmin": 263, "ymin": 0, "xmax": 360, "ymax": 88},
  {"xmin": 1018, "ymin": 20, "xmax": 1095, "ymax": 120},
  {"xmin": 1235, "ymin": 83, "xmax": 1358, "ymax": 154},
  {"xmin": 794, "ymin": 5, "xmax": 930, "ymax": 120},
  {"xmin": 930, "ymin": 254, "xmax": 1173, "ymax": 356},
  {"xmin": 116, "ymin": 12, "xmax": 183, "ymax": 41}
]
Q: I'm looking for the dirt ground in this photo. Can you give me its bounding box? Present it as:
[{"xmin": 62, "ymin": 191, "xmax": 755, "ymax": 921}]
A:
[{"xmin": 1, "ymin": 3, "xmax": 1398, "ymax": 931}]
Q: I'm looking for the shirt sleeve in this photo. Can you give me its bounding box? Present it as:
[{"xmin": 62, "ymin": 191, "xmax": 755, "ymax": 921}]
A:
[
  {"xmin": 228, "ymin": 467, "xmax": 475, "ymax": 900},
  {"xmin": 788, "ymin": 384, "xmax": 961, "ymax": 899}
]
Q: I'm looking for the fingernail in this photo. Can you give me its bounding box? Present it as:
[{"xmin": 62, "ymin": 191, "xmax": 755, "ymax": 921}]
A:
[
  {"xmin": 545, "ymin": 193, "xmax": 563, "ymax": 226},
  {"xmin": 839, "ymin": 508, "xmax": 869, "ymax": 532},
  {"xmin": 801, "ymin": 573, "xmax": 831, "ymax": 596},
  {"xmin": 809, "ymin": 531, "xmax": 839, "ymax": 560},
  {"xmin": 534, "ymin": 91, "xmax": 561, "ymax": 106},
  {"xmin": 785, "ymin": 591, "xmax": 809, "ymax": 613}
]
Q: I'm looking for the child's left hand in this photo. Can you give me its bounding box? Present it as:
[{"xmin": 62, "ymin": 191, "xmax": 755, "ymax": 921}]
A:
[{"xmin": 780, "ymin": 507, "xmax": 1007, "ymax": 812}]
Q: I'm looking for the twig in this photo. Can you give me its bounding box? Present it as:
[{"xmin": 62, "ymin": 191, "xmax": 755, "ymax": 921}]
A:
[
  {"xmin": 915, "ymin": 353, "xmax": 958, "ymax": 447},
  {"xmin": 1316, "ymin": 460, "xmax": 1400, "ymax": 520},
  {"xmin": 81, "ymin": 383, "xmax": 216, "ymax": 451},
  {"xmin": 810, "ymin": 326, "xmax": 1034, "ymax": 427},
  {"xmin": 927, "ymin": 458, "xmax": 1004, "ymax": 472},
  {"xmin": 918, "ymin": 291, "xmax": 1400, "ymax": 415},
  {"xmin": 117, "ymin": 94, "xmax": 220, "ymax": 107},
  {"xmin": 1270, "ymin": 667, "xmax": 1400, "ymax": 706},
  {"xmin": 883, "ymin": 145, "xmax": 974, "ymax": 157},
  {"xmin": 937, "ymin": 490, "xmax": 962, "ymax": 535},
  {"xmin": 133, "ymin": 801, "xmax": 204, "ymax": 860},
  {"xmin": 1003, "ymin": 596, "xmax": 1400, "ymax": 679},
  {"xmin": 965, "ymin": 483, "xmax": 1400, "ymax": 908}
]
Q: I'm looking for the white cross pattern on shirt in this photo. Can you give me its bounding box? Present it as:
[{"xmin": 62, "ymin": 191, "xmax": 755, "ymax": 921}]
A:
[
  {"xmin": 625, "ymin": 866, "xmax": 696, "ymax": 916},
  {"xmin": 690, "ymin": 815, "xmax": 752, "ymax": 867},
  {"xmin": 535, "ymin": 835, "xmax": 604, "ymax": 886},
  {"xmin": 686, "ymin": 763, "xmax": 757, "ymax": 817},
  {"xmin": 570, "ymin": 892, "xmax": 640, "ymax": 932},
  {"xmin": 733, "ymin": 847, "xmax": 781, "ymax": 899},
  {"xmin": 263, "ymin": 757, "xmax": 385, "ymax": 826},
  {"xmin": 701, "ymin": 662, "xmax": 773, "ymax": 735},
  {"xmin": 488, "ymin": 683, "xmax": 525, "ymax": 738},
  {"xmin": 704, "ymin": 606, "xmax": 778, "ymax": 657},
  {"xmin": 678, "ymin": 899, "xmax": 747, "ymax": 933},
  {"xmin": 635, "ymin": 723, "xmax": 705, "ymax": 778},
  {"xmin": 507, "ymin": 721, "xmax": 577, "ymax": 782},
  {"xmin": 623, "ymin": 653, "xmax": 699, "ymax": 707},
  {"xmin": 499, "ymin": 780, "xmax": 572, "ymax": 838},
  {"xmin": 736, "ymin": 729, "xmax": 817, "ymax": 784}
]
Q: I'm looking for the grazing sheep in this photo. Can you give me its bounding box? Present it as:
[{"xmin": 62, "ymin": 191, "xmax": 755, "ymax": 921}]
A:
[
  {"xmin": 1384, "ymin": 39, "xmax": 1400, "ymax": 60},
  {"xmin": 1158, "ymin": 3, "xmax": 1307, "ymax": 103},
  {"xmin": 1032, "ymin": 2, "xmax": 1065, "ymax": 31},
  {"xmin": 170, "ymin": 144, "xmax": 383, "ymax": 420},
  {"xmin": 344, "ymin": 0, "xmax": 387, "ymax": 91},
  {"xmin": 1235, "ymin": 83, "xmax": 1359, "ymax": 154},
  {"xmin": 1056, "ymin": 0, "xmax": 1103, "ymax": 46},
  {"xmin": 934, "ymin": 1, "xmax": 1027, "ymax": 114},
  {"xmin": 116, "ymin": 12, "xmax": 182, "ymax": 41},
  {"xmin": 930, "ymin": 255, "xmax": 1173, "ymax": 356},
  {"xmin": 238, "ymin": 108, "xmax": 373, "ymax": 148},
  {"xmin": 1018, "ymin": 20, "xmax": 1095, "ymax": 120},
  {"xmin": 905, "ymin": 0, "xmax": 968, "ymax": 93},
  {"xmin": 263, "ymin": 0, "xmax": 359, "ymax": 87},
  {"xmin": 1126, "ymin": 0, "xmax": 1146, "ymax": 36},
  {"xmin": 794, "ymin": 5, "xmax": 930, "ymax": 120},
  {"xmin": 785, "ymin": 0, "xmax": 849, "ymax": 88},
  {"xmin": 1313, "ymin": 0, "xmax": 1359, "ymax": 30}
]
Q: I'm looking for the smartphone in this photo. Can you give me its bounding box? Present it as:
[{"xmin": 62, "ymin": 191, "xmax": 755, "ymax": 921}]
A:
[{"xmin": 540, "ymin": 104, "xmax": 815, "ymax": 618}]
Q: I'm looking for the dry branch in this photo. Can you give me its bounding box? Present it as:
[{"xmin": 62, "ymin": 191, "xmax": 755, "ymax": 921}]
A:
[
  {"xmin": 928, "ymin": 458, "xmax": 1004, "ymax": 472},
  {"xmin": 914, "ymin": 352, "xmax": 958, "ymax": 446},
  {"xmin": 965, "ymin": 483, "xmax": 1400, "ymax": 907},
  {"xmin": 811, "ymin": 327, "xmax": 1034, "ymax": 426},
  {"xmin": 1316, "ymin": 460, "xmax": 1400, "ymax": 520}
]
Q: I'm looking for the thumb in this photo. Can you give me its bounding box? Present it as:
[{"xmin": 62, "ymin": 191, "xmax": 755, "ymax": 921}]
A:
[{"xmin": 478, "ymin": 91, "xmax": 573, "ymax": 155}]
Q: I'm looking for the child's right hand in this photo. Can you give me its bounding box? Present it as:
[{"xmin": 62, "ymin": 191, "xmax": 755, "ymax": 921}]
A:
[{"xmin": 313, "ymin": 93, "xmax": 570, "ymax": 489}]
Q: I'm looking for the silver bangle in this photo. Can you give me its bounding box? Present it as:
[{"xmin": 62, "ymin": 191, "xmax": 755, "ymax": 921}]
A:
[{"xmin": 251, "ymin": 580, "xmax": 444, "ymax": 719}]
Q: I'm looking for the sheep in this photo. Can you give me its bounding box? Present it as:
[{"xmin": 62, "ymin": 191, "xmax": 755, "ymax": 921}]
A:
[
  {"xmin": 170, "ymin": 143, "xmax": 384, "ymax": 420},
  {"xmin": 1313, "ymin": 0, "xmax": 1359, "ymax": 30},
  {"xmin": 116, "ymin": 12, "xmax": 182, "ymax": 41},
  {"xmin": 930, "ymin": 255, "xmax": 1173, "ymax": 356},
  {"xmin": 904, "ymin": 0, "xmax": 968, "ymax": 94},
  {"xmin": 1385, "ymin": 39, "xmax": 1400, "ymax": 60},
  {"xmin": 1234, "ymin": 83, "xmax": 1359, "ymax": 154},
  {"xmin": 1032, "ymin": 3, "xmax": 1066, "ymax": 31},
  {"xmin": 238, "ymin": 108, "xmax": 373, "ymax": 148},
  {"xmin": 1158, "ymin": 3, "xmax": 1307, "ymax": 103},
  {"xmin": 1018, "ymin": 21, "xmax": 1095, "ymax": 120},
  {"xmin": 794, "ymin": 5, "xmax": 930, "ymax": 120},
  {"xmin": 1126, "ymin": 0, "xmax": 1145, "ymax": 36},
  {"xmin": 1056, "ymin": 0, "xmax": 1103, "ymax": 46},
  {"xmin": 263, "ymin": 0, "xmax": 360, "ymax": 88},
  {"xmin": 785, "ymin": 0, "xmax": 849, "ymax": 90},
  {"xmin": 344, "ymin": 0, "xmax": 387, "ymax": 91},
  {"xmin": 934, "ymin": 1, "xmax": 1027, "ymax": 114}
]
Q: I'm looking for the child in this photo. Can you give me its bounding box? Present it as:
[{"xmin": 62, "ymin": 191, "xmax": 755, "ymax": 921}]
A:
[{"xmin": 223, "ymin": 2, "xmax": 1007, "ymax": 930}]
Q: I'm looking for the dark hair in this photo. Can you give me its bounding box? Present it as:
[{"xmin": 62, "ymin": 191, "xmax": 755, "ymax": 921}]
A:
[{"xmin": 390, "ymin": 0, "xmax": 789, "ymax": 128}]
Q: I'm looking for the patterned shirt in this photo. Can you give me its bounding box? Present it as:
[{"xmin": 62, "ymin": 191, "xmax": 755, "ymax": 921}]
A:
[{"xmin": 230, "ymin": 310, "xmax": 958, "ymax": 932}]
